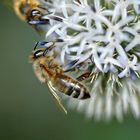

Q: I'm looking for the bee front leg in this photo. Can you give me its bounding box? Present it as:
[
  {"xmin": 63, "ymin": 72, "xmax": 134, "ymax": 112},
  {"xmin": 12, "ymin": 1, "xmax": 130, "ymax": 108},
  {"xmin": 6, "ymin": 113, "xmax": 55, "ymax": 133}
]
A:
[{"xmin": 28, "ymin": 19, "xmax": 49, "ymax": 25}]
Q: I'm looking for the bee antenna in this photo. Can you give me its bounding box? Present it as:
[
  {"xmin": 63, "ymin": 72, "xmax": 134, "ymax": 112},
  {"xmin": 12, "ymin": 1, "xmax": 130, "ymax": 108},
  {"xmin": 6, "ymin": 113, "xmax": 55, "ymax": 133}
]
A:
[
  {"xmin": 43, "ymin": 42, "xmax": 55, "ymax": 56},
  {"xmin": 34, "ymin": 41, "xmax": 49, "ymax": 50},
  {"xmin": 43, "ymin": 47, "xmax": 49, "ymax": 56},
  {"xmin": 34, "ymin": 41, "xmax": 39, "ymax": 50}
]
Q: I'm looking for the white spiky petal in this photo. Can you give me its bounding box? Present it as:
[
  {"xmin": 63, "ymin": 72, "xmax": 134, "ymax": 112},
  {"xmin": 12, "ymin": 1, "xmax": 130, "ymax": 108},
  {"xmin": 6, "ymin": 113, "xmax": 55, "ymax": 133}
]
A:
[{"xmin": 37, "ymin": 0, "xmax": 140, "ymax": 121}]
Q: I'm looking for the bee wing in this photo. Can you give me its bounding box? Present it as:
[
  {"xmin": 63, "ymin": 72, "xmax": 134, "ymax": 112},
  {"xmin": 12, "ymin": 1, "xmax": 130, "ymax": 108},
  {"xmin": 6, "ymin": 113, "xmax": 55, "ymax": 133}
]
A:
[
  {"xmin": 47, "ymin": 82, "xmax": 67, "ymax": 114},
  {"xmin": 64, "ymin": 59, "xmax": 79, "ymax": 72}
]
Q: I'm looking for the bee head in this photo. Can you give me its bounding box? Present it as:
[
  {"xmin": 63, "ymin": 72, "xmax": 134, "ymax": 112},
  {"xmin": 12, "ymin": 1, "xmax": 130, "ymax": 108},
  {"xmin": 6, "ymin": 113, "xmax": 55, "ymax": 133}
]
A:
[
  {"xmin": 33, "ymin": 49, "xmax": 44, "ymax": 59},
  {"xmin": 30, "ymin": 41, "xmax": 54, "ymax": 63}
]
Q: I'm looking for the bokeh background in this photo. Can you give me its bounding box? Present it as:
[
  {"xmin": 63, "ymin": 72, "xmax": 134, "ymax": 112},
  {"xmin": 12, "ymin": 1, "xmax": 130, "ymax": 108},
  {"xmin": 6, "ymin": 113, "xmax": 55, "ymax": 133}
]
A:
[{"xmin": 0, "ymin": 1, "xmax": 140, "ymax": 140}]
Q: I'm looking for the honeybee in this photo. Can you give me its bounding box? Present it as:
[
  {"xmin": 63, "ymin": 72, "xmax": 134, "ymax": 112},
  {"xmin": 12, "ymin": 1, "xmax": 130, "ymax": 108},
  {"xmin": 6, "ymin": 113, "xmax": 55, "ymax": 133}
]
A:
[
  {"xmin": 13, "ymin": 0, "xmax": 50, "ymax": 34},
  {"xmin": 14, "ymin": 0, "xmax": 38, "ymax": 20},
  {"xmin": 14, "ymin": 0, "xmax": 49, "ymax": 27},
  {"xmin": 30, "ymin": 41, "xmax": 91, "ymax": 114}
]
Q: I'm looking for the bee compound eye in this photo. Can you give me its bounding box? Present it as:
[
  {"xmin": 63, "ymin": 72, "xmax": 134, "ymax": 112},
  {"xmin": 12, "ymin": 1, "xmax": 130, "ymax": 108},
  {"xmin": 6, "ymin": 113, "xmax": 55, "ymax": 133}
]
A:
[
  {"xmin": 34, "ymin": 50, "xmax": 44, "ymax": 58},
  {"xmin": 31, "ymin": 9, "xmax": 41, "ymax": 16}
]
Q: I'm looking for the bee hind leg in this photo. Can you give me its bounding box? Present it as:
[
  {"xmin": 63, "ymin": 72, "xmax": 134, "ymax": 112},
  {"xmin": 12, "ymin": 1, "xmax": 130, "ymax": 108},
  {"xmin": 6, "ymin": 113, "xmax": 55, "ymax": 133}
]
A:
[
  {"xmin": 47, "ymin": 82, "xmax": 67, "ymax": 114},
  {"xmin": 76, "ymin": 71, "xmax": 95, "ymax": 81}
]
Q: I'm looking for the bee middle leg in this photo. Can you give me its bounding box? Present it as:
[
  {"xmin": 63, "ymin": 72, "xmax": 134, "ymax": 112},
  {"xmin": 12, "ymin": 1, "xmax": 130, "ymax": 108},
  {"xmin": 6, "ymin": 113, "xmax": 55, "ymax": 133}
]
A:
[{"xmin": 64, "ymin": 60, "xmax": 95, "ymax": 81}]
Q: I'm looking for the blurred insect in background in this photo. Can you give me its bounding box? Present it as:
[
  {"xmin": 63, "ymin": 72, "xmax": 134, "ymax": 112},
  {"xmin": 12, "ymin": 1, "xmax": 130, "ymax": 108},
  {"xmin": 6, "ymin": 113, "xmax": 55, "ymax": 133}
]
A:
[
  {"xmin": 14, "ymin": 0, "xmax": 39, "ymax": 21},
  {"xmin": 13, "ymin": 0, "xmax": 68, "ymax": 39},
  {"xmin": 30, "ymin": 41, "xmax": 92, "ymax": 114},
  {"xmin": 13, "ymin": 0, "xmax": 50, "ymax": 33}
]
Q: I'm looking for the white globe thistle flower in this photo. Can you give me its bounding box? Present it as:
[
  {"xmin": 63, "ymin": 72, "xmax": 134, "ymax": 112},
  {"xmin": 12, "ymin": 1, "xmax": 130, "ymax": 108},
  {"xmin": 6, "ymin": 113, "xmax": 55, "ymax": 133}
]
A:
[
  {"xmin": 35, "ymin": 0, "xmax": 140, "ymax": 121},
  {"xmin": 16, "ymin": 0, "xmax": 140, "ymax": 121}
]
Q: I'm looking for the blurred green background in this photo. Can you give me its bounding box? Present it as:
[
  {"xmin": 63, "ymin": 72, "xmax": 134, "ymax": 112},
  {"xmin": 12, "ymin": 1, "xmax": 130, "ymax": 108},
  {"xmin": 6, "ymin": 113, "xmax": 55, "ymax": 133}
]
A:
[{"xmin": 0, "ymin": 2, "xmax": 140, "ymax": 140}]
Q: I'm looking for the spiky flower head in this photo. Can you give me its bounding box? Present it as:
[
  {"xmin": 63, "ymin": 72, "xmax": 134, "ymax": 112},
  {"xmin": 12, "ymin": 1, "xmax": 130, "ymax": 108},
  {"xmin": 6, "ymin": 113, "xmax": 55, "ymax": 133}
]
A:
[{"xmin": 16, "ymin": 0, "xmax": 140, "ymax": 121}]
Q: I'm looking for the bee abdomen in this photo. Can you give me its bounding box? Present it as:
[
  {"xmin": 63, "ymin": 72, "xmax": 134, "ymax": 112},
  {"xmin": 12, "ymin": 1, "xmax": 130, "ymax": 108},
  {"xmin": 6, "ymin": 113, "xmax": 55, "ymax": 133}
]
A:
[
  {"xmin": 58, "ymin": 74, "xmax": 90, "ymax": 100},
  {"xmin": 66, "ymin": 84, "xmax": 90, "ymax": 100}
]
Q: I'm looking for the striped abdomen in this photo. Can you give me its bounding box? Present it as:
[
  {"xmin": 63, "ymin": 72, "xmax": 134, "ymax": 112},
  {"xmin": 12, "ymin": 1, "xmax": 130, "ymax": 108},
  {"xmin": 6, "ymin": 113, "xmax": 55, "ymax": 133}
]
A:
[{"xmin": 52, "ymin": 74, "xmax": 90, "ymax": 100}]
